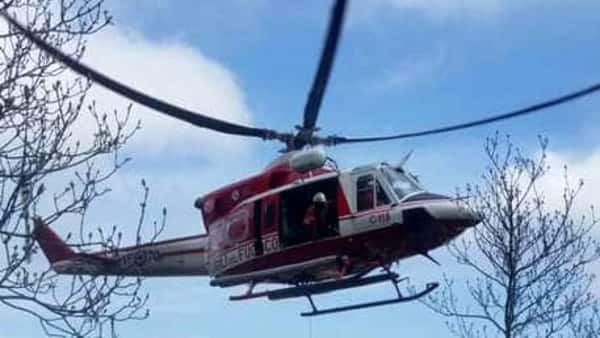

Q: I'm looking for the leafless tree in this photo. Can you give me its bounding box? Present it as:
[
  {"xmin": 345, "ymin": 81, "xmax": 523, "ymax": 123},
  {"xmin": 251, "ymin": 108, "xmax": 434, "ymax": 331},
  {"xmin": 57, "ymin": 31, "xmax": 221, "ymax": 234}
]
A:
[
  {"xmin": 423, "ymin": 134, "xmax": 600, "ymax": 338},
  {"xmin": 0, "ymin": 1, "xmax": 163, "ymax": 337}
]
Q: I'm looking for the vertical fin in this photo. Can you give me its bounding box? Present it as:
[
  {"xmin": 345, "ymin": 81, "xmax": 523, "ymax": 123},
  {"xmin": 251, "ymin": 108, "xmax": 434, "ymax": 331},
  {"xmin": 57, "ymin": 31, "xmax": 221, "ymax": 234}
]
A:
[{"xmin": 33, "ymin": 218, "xmax": 76, "ymax": 263}]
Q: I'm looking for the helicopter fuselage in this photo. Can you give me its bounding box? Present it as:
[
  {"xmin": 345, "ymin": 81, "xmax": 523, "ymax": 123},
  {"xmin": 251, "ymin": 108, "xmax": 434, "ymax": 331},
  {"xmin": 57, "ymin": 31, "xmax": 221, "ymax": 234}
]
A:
[
  {"xmin": 199, "ymin": 160, "xmax": 478, "ymax": 284},
  {"xmin": 38, "ymin": 156, "xmax": 478, "ymax": 288}
]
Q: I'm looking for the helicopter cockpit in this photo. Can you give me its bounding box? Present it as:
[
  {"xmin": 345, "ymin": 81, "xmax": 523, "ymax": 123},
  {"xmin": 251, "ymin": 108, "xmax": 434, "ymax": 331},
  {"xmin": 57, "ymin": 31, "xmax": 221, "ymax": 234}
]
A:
[{"xmin": 380, "ymin": 164, "xmax": 424, "ymax": 200}]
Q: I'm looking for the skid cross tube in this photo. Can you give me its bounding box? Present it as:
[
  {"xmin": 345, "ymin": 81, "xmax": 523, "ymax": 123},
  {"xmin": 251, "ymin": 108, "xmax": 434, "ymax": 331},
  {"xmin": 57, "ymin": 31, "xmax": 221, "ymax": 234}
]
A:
[
  {"xmin": 230, "ymin": 272, "xmax": 397, "ymax": 301},
  {"xmin": 300, "ymin": 281, "xmax": 440, "ymax": 317},
  {"xmin": 268, "ymin": 273, "xmax": 398, "ymax": 301}
]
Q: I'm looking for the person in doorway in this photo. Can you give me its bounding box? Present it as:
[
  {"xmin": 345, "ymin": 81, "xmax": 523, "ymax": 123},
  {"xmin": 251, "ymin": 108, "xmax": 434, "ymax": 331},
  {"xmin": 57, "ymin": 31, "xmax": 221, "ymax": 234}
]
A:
[{"xmin": 303, "ymin": 192, "xmax": 329, "ymax": 241}]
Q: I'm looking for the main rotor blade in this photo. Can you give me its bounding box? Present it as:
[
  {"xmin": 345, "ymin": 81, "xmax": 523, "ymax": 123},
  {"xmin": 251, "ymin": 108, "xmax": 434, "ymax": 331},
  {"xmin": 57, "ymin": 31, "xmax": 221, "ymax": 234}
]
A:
[
  {"xmin": 0, "ymin": 12, "xmax": 278, "ymax": 140},
  {"xmin": 331, "ymin": 81, "xmax": 600, "ymax": 144},
  {"xmin": 302, "ymin": 0, "xmax": 347, "ymax": 132}
]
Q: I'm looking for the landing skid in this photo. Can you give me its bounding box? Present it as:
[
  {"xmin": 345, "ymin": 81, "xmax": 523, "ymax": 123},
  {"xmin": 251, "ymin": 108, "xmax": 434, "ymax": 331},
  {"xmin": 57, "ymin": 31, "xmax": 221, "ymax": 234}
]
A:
[
  {"xmin": 301, "ymin": 280, "xmax": 438, "ymax": 317},
  {"xmin": 229, "ymin": 271, "xmax": 439, "ymax": 316}
]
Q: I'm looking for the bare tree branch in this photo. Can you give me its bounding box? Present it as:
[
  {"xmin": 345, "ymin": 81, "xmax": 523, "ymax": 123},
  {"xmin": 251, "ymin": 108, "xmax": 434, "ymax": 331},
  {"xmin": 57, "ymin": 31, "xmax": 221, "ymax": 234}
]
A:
[
  {"xmin": 423, "ymin": 134, "xmax": 600, "ymax": 338},
  {"xmin": 0, "ymin": 1, "xmax": 163, "ymax": 337}
]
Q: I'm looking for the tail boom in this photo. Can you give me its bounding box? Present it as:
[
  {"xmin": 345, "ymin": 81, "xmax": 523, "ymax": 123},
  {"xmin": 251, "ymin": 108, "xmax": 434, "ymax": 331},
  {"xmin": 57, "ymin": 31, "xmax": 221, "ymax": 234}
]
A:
[{"xmin": 33, "ymin": 219, "xmax": 209, "ymax": 277}]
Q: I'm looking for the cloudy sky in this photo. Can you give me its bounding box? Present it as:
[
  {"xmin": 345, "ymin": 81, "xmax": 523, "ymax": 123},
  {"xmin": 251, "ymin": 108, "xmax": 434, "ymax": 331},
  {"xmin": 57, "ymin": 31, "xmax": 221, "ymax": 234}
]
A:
[{"xmin": 3, "ymin": 0, "xmax": 600, "ymax": 337}]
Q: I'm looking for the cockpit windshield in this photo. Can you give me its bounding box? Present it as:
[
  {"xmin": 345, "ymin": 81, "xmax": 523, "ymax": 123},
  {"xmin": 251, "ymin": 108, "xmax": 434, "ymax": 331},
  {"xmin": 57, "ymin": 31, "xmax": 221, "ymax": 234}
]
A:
[{"xmin": 381, "ymin": 165, "xmax": 424, "ymax": 199}]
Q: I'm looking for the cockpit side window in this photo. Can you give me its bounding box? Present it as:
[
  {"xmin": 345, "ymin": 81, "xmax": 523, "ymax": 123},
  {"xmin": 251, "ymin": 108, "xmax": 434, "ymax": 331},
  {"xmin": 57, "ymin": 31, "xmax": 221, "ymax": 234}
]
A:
[{"xmin": 357, "ymin": 175, "xmax": 391, "ymax": 211}]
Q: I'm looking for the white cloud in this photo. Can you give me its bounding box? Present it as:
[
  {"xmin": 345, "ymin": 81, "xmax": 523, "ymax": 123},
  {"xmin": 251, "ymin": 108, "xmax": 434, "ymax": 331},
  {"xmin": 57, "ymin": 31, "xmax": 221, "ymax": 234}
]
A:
[
  {"xmin": 370, "ymin": 45, "xmax": 447, "ymax": 92},
  {"xmin": 540, "ymin": 149, "xmax": 600, "ymax": 295},
  {"xmin": 538, "ymin": 149, "xmax": 600, "ymax": 217},
  {"xmin": 4, "ymin": 21, "xmax": 264, "ymax": 236},
  {"xmin": 3, "ymin": 10, "xmax": 258, "ymax": 162},
  {"xmin": 59, "ymin": 26, "xmax": 270, "ymax": 237},
  {"xmin": 81, "ymin": 26, "xmax": 256, "ymax": 161},
  {"xmin": 1, "ymin": 15, "xmax": 266, "ymax": 242}
]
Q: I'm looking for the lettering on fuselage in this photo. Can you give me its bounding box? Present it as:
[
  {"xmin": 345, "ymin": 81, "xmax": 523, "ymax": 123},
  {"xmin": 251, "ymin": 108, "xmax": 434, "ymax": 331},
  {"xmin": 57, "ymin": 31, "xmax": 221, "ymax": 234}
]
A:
[
  {"xmin": 209, "ymin": 233, "xmax": 280, "ymax": 273},
  {"xmin": 118, "ymin": 250, "xmax": 161, "ymax": 269},
  {"xmin": 263, "ymin": 234, "xmax": 280, "ymax": 254},
  {"xmin": 369, "ymin": 212, "xmax": 391, "ymax": 225},
  {"xmin": 210, "ymin": 241, "xmax": 255, "ymax": 272}
]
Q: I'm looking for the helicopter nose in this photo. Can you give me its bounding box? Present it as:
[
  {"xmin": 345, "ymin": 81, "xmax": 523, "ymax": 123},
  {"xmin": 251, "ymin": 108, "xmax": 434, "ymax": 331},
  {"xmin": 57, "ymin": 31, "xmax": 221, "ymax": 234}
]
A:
[
  {"xmin": 420, "ymin": 196, "xmax": 481, "ymax": 235},
  {"xmin": 403, "ymin": 193, "xmax": 481, "ymax": 227},
  {"xmin": 456, "ymin": 208, "xmax": 482, "ymax": 228},
  {"xmin": 442, "ymin": 202, "xmax": 482, "ymax": 236},
  {"xmin": 401, "ymin": 193, "xmax": 481, "ymax": 244}
]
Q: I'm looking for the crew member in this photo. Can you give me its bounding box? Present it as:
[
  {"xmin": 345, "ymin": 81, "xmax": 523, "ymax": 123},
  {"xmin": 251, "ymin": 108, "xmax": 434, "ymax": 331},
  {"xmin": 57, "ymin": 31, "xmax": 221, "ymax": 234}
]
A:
[{"xmin": 303, "ymin": 192, "xmax": 329, "ymax": 241}]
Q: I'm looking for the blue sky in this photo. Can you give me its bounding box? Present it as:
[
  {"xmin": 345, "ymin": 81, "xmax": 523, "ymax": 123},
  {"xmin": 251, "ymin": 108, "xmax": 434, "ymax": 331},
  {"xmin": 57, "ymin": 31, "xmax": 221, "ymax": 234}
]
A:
[{"xmin": 2, "ymin": 1, "xmax": 600, "ymax": 337}]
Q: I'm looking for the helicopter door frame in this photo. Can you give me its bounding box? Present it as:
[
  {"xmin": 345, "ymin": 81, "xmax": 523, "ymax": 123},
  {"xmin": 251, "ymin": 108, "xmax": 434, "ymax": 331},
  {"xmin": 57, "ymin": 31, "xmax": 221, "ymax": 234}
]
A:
[
  {"xmin": 278, "ymin": 176, "xmax": 340, "ymax": 248},
  {"xmin": 261, "ymin": 194, "xmax": 280, "ymax": 255},
  {"xmin": 349, "ymin": 170, "xmax": 398, "ymax": 234},
  {"xmin": 253, "ymin": 199, "xmax": 264, "ymax": 256}
]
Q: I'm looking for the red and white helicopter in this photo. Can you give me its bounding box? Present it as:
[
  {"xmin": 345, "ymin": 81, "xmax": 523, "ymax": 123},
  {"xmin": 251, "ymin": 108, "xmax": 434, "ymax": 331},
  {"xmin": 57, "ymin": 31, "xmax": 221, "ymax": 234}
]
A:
[
  {"xmin": 35, "ymin": 149, "xmax": 478, "ymax": 316},
  {"xmin": 5, "ymin": 0, "xmax": 596, "ymax": 316}
]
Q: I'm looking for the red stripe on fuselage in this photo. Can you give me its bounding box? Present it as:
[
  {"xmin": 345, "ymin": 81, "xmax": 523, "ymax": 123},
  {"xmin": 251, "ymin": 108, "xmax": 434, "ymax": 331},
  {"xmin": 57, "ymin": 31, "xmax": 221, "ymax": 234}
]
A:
[{"xmin": 220, "ymin": 220, "xmax": 450, "ymax": 277}]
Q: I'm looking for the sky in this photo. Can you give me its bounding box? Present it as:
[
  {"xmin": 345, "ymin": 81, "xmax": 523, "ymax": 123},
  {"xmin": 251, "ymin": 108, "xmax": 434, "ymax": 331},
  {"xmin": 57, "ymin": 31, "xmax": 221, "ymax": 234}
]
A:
[{"xmin": 2, "ymin": 0, "xmax": 600, "ymax": 337}]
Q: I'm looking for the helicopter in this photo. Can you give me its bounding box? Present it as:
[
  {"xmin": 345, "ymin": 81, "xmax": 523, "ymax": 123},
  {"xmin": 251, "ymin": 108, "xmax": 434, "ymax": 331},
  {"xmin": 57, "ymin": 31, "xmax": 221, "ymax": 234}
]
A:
[{"xmin": 3, "ymin": 0, "xmax": 600, "ymax": 316}]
